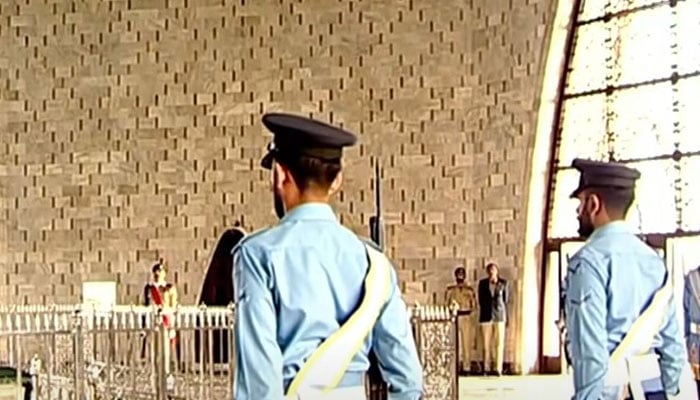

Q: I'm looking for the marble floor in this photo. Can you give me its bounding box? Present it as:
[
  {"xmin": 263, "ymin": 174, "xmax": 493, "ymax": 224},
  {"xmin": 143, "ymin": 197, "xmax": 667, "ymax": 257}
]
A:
[
  {"xmin": 460, "ymin": 373, "xmax": 700, "ymax": 400},
  {"xmin": 458, "ymin": 374, "xmax": 574, "ymax": 399}
]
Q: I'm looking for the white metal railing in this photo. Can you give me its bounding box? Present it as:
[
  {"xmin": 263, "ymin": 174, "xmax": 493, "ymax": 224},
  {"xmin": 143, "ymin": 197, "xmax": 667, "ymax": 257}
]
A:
[
  {"xmin": 0, "ymin": 304, "xmax": 235, "ymax": 400},
  {"xmin": 0, "ymin": 302, "xmax": 458, "ymax": 400}
]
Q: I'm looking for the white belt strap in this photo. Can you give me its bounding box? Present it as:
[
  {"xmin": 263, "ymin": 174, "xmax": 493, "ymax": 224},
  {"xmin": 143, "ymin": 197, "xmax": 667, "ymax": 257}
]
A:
[
  {"xmin": 284, "ymin": 244, "xmax": 393, "ymax": 399},
  {"xmin": 605, "ymin": 273, "xmax": 673, "ymax": 399},
  {"xmin": 688, "ymin": 271, "xmax": 700, "ymax": 337},
  {"xmin": 286, "ymin": 386, "xmax": 367, "ymax": 400}
]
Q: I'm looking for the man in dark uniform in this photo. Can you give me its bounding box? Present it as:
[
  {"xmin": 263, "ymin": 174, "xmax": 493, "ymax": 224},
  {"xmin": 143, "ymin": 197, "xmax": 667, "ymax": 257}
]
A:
[
  {"xmin": 477, "ymin": 262, "xmax": 508, "ymax": 376},
  {"xmin": 564, "ymin": 158, "xmax": 686, "ymax": 400}
]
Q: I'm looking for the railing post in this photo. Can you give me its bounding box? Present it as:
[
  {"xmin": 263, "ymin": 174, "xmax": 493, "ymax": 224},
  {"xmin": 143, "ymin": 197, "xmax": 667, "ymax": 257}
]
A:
[
  {"xmin": 411, "ymin": 303, "xmax": 460, "ymax": 400},
  {"xmin": 29, "ymin": 353, "xmax": 40, "ymax": 400},
  {"xmin": 155, "ymin": 307, "xmax": 168, "ymax": 400},
  {"xmin": 450, "ymin": 304, "xmax": 459, "ymax": 400},
  {"xmin": 411, "ymin": 303, "xmax": 424, "ymax": 399},
  {"xmin": 73, "ymin": 305, "xmax": 84, "ymax": 400},
  {"xmin": 166, "ymin": 307, "xmax": 177, "ymax": 400},
  {"xmin": 227, "ymin": 303, "xmax": 236, "ymax": 397}
]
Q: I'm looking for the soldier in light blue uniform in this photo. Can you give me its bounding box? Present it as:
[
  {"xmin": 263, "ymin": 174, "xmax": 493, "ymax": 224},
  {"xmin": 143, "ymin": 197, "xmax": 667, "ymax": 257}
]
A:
[
  {"xmin": 683, "ymin": 266, "xmax": 700, "ymax": 397},
  {"xmin": 564, "ymin": 158, "xmax": 686, "ymax": 400},
  {"xmin": 232, "ymin": 113, "xmax": 424, "ymax": 400}
]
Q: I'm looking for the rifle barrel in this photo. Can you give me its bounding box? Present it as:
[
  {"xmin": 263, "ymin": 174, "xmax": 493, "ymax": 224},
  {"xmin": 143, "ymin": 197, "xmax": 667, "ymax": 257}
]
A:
[{"xmin": 375, "ymin": 162, "xmax": 381, "ymax": 218}]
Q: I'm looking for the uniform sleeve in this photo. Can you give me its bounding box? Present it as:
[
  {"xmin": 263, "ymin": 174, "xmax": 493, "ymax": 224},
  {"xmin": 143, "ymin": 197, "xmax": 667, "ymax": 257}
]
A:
[
  {"xmin": 468, "ymin": 288, "xmax": 477, "ymax": 310},
  {"xmin": 233, "ymin": 244, "xmax": 283, "ymax": 400},
  {"xmin": 476, "ymin": 281, "xmax": 484, "ymax": 308},
  {"xmin": 656, "ymin": 284, "xmax": 684, "ymax": 396},
  {"xmin": 565, "ymin": 257, "xmax": 608, "ymax": 400},
  {"xmin": 371, "ymin": 268, "xmax": 424, "ymax": 400},
  {"xmin": 684, "ymin": 277, "xmax": 691, "ymax": 339}
]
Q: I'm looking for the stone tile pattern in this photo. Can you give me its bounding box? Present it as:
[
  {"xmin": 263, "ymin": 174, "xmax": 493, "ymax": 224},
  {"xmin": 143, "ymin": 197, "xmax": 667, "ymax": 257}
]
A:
[{"xmin": 0, "ymin": 0, "xmax": 554, "ymax": 372}]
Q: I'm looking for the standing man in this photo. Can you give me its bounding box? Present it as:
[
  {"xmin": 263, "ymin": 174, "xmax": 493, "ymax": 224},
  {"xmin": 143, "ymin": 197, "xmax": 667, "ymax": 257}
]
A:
[
  {"xmin": 477, "ymin": 262, "xmax": 508, "ymax": 376},
  {"xmin": 232, "ymin": 113, "xmax": 423, "ymax": 400},
  {"xmin": 564, "ymin": 158, "xmax": 686, "ymax": 400},
  {"xmin": 684, "ymin": 266, "xmax": 700, "ymax": 397},
  {"xmin": 444, "ymin": 265, "xmax": 477, "ymax": 374}
]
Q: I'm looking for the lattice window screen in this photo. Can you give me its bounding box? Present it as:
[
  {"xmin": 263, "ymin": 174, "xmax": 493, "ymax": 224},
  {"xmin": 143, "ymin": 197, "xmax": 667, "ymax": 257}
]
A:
[{"xmin": 548, "ymin": 0, "xmax": 700, "ymax": 238}]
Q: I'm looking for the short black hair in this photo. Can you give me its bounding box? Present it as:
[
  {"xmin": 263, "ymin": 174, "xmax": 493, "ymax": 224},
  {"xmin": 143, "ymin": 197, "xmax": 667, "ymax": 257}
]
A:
[
  {"xmin": 276, "ymin": 154, "xmax": 341, "ymax": 193},
  {"xmin": 152, "ymin": 262, "xmax": 164, "ymax": 273},
  {"xmin": 586, "ymin": 186, "xmax": 635, "ymax": 217}
]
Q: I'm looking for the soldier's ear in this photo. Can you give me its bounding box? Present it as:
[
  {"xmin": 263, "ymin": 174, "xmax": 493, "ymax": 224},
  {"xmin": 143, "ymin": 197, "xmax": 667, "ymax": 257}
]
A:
[
  {"xmin": 588, "ymin": 193, "xmax": 602, "ymax": 215},
  {"xmin": 273, "ymin": 162, "xmax": 292, "ymax": 189},
  {"xmin": 329, "ymin": 171, "xmax": 343, "ymax": 196}
]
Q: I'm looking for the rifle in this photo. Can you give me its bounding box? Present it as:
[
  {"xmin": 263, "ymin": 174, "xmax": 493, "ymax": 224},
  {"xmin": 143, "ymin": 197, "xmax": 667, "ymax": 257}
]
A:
[{"xmin": 367, "ymin": 160, "xmax": 388, "ymax": 400}]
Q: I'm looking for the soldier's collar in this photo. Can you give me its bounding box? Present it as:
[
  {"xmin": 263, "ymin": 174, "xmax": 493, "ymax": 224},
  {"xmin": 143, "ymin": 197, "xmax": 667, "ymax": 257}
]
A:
[
  {"xmin": 588, "ymin": 220, "xmax": 630, "ymax": 241},
  {"xmin": 281, "ymin": 202, "xmax": 337, "ymax": 223}
]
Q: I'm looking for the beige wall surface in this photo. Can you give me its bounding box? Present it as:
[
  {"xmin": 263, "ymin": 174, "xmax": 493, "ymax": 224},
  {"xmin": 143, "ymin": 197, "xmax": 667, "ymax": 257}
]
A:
[{"xmin": 0, "ymin": 0, "xmax": 555, "ymax": 372}]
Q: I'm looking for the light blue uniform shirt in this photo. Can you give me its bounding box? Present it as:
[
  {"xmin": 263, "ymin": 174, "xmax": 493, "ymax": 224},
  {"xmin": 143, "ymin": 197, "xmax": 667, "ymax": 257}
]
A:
[
  {"xmin": 232, "ymin": 203, "xmax": 423, "ymax": 400},
  {"xmin": 565, "ymin": 221, "xmax": 685, "ymax": 400}
]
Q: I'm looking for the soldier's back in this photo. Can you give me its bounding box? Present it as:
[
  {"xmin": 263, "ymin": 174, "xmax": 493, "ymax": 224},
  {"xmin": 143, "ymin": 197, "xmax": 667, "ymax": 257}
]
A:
[
  {"xmin": 236, "ymin": 203, "xmax": 373, "ymax": 387},
  {"xmin": 571, "ymin": 221, "xmax": 666, "ymax": 351}
]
